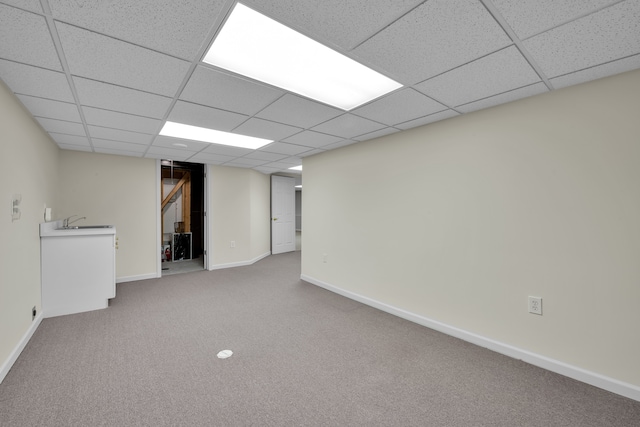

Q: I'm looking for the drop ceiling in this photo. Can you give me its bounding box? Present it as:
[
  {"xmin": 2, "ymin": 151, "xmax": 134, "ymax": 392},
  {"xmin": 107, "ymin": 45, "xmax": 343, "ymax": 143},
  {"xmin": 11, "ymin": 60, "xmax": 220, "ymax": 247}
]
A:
[{"xmin": 1, "ymin": 0, "xmax": 639, "ymax": 175}]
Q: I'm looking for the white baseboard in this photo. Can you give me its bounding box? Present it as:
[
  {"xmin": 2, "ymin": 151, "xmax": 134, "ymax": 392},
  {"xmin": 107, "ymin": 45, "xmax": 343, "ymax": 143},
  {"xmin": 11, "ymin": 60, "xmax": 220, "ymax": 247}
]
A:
[
  {"xmin": 0, "ymin": 313, "xmax": 42, "ymax": 384},
  {"xmin": 116, "ymin": 273, "xmax": 159, "ymax": 283},
  {"xmin": 209, "ymin": 251, "xmax": 271, "ymax": 271},
  {"xmin": 300, "ymin": 274, "xmax": 640, "ymax": 402}
]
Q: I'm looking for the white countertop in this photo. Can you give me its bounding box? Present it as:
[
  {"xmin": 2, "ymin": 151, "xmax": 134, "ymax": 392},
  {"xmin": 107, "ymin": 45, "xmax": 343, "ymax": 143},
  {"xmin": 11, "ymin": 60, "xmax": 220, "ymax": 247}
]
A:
[{"xmin": 40, "ymin": 220, "xmax": 116, "ymax": 237}]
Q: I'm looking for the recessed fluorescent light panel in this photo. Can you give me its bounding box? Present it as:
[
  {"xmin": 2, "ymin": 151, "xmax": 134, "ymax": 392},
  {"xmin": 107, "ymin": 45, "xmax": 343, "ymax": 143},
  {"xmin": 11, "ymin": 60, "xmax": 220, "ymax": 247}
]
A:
[
  {"xmin": 160, "ymin": 121, "xmax": 272, "ymax": 150},
  {"xmin": 289, "ymin": 165, "xmax": 302, "ymax": 171},
  {"xmin": 203, "ymin": 3, "xmax": 402, "ymax": 111}
]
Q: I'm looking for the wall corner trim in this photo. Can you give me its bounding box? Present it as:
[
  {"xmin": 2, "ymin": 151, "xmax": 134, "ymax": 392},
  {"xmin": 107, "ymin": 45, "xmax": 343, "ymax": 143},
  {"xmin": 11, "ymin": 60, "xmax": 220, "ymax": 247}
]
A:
[
  {"xmin": 208, "ymin": 251, "xmax": 271, "ymax": 271},
  {"xmin": 300, "ymin": 274, "xmax": 640, "ymax": 402},
  {"xmin": 0, "ymin": 313, "xmax": 43, "ymax": 384}
]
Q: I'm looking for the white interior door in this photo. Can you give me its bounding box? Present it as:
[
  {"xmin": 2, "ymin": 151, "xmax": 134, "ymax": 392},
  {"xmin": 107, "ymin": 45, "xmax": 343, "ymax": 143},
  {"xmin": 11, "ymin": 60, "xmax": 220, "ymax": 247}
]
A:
[{"xmin": 271, "ymin": 175, "xmax": 296, "ymax": 254}]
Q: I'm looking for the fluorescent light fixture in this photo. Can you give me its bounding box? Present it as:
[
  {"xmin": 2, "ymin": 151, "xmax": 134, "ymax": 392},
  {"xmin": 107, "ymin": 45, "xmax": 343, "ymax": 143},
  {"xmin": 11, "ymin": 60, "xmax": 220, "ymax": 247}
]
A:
[
  {"xmin": 203, "ymin": 3, "xmax": 402, "ymax": 111},
  {"xmin": 160, "ymin": 121, "xmax": 272, "ymax": 150},
  {"xmin": 289, "ymin": 165, "xmax": 303, "ymax": 171},
  {"xmin": 295, "ymin": 185, "xmax": 302, "ymax": 188}
]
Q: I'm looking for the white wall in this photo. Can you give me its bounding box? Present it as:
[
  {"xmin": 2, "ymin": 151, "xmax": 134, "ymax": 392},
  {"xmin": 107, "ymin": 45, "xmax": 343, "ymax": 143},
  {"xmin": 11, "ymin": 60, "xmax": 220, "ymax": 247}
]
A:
[
  {"xmin": 0, "ymin": 81, "xmax": 59, "ymax": 370},
  {"xmin": 250, "ymin": 169, "xmax": 271, "ymax": 258},
  {"xmin": 58, "ymin": 151, "xmax": 158, "ymax": 280},
  {"xmin": 208, "ymin": 165, "xmax": 270, "ymax": 268},
  {"xmin": 302, "ymin": 69, "xmax": 640, "ymax": 391}
]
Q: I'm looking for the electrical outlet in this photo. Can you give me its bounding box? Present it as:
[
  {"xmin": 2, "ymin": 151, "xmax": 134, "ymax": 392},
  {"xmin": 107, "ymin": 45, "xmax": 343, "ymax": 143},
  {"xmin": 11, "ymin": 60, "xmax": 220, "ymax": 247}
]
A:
[
  {"xmin": 230, "ymin": 240, "xmax": 235, "ymax": 248},
  {"xmin": 528, "ymin": 296, "xmax": 542, "ymax": 315},
  {"xmin": 322, "ymin": 253, "xmax": 327, "ymax": 263}
]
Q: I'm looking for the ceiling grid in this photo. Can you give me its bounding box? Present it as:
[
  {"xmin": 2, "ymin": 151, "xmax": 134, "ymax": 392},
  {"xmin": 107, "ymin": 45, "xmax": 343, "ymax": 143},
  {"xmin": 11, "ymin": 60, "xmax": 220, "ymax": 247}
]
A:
[{"xmin": 0, "ymin": 0, "xmax": 637, "ymax": 173}]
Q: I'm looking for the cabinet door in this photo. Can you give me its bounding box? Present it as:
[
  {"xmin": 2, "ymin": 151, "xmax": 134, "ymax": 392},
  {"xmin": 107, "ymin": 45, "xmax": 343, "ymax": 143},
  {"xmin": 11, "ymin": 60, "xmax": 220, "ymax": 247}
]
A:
[{"xmin": 41, "ymin": 234, "xmax": 114, "ymax": 317}]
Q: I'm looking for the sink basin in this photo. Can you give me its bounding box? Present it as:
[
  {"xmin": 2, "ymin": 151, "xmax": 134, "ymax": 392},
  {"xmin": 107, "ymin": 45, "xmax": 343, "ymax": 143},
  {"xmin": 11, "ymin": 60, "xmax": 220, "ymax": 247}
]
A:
[{"xmin": 58, "ymin": 225, "xmax": 113, "ymax": 230}]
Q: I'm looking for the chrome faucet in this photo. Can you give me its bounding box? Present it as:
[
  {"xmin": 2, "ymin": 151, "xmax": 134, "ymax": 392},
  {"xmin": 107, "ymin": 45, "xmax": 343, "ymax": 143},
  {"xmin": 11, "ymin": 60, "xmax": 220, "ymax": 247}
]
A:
[{"xmin": 63, "ymin": 215, "xmax": 86, "ymax": 228}]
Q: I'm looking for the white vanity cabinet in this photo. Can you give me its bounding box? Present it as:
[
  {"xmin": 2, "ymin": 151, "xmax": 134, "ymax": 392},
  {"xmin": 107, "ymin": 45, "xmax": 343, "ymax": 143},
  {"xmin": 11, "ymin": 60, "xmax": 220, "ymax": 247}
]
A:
[{"xmin": 40, "ymin": 221, "xmax": 116, "ymax": 318}]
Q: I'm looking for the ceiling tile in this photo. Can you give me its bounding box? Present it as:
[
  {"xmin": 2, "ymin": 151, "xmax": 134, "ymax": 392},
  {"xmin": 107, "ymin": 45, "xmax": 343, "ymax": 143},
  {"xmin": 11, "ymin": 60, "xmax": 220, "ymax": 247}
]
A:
[
  {"xmin": 93, "ymin": 147, "xmax": 143, "ymax": 157},
  {"xmin": 242, "ymin": 151, "xmax": 289, "ymax": 162},
  {"xmin": 221, "ymin": 163, "xmax": 254, "ymax": 169},
  {"xmin": 201, "ymin": 144, "xmax": 253, "ymax": 158},
  {"xmin": 0, "ymin": 0, "xmax": 42, "ymax": 13},
  {"xmin": 352, "ymin": 89, "xmax": 446, "ymax": 126},
  {"xmin": 255, "ymin": 94, "xmax": 342, "ymax": 129},
  {"xmin": 395, "ymin": 110, "xmax": 460, "ymax": 130},
  {"xmin": 456, "ymin": 82, "xmax": 549, "ymax": 113},
  {"xmin": 223, "ymin": 157, "xmax": 269, "ymax": 167},
  {"xmin": 49, "ymin": 133, "xmax": 90, "ymax": 146},
  {"xmin": 492, "ymin": 0, "xmax": 619, "ymax": 39},
  {"xmin": 82, "ymin": 106, "xmax": 162, "ymax": 134},
  {"xmin": 36, "ymin": 117, "xmax": 86, "ymax": 136},
  {"xmin": 92, "ymin": 138, "xmax": 147, "ymax": 153},
  {"xmin": 414, "ymin": 47, "xmax": 541, "ymax": 107},
  {"xmin": 17, "ymin": 94, "xmax": 81, "ymax": 122},
  {"xmin": 523, "ymin": 1, "xmax": 640, "ymax": 78},
  {"xmin": 260, "ymin": 142, "xmax": 313, "ymax": 156},
  {"xmin": 243, "ymin": 0, "xmax": 424, "ymax": 50},
  {"xmin": 73, "ymin": 77, "xmax": 172, "ymax": 119},
  {"xmin": 48, "ymin": 0, "xmax": 226, "ymax": 60},
  {"xmin": 145, "ymin": 146, "xmax": 197, "ymax": 161},
  {"xmin": 232, "ymin": 118, "xmax": 302, "ymax": 141},
  {"xmin": 279, "ymin": 156, "xmax": 303, "ymax": 165},
  {"xmin": 261, "ymin": 161, "xmax": 300, "ymax": 170},
  {"xmin": 299, "ymin": 148, "xmax": 326, "ymax": 157},
  {"xmin": 550, "ymin": 54, "xmax": 640, "ymax": 89},
  {"xmin": 0, "ymin": 5, "xmax": 61, "ymax": 70},
  {"xmin": 283, "ymin": 130, "xmax": 343, "ymax": 148},
  {"xmin": 187, "ymin": 152, "xmax": 237, "ymax": 164},
  {"xmin": 152, "ymin": 135, "xmax": 211, "ymax": 152},
  {"xmin": 180, "ymin": 66, "xmax": 284, "ymax": 116},
  {"xmin": 353, "ymin": 127, "xmax": 400, "ymax": 142},
  {"xmin": 56, "ymin": 22, "xmax": 190, "ymax": 96},
  {"xmin": 58, "ymin": 143, "xmax": 92, "ymax": 152},
  {"xmin": 168, "ymin": 101, "xmax": 248, "ymax": 132},
  {"xmin": 353, "ymin": 0, "xmax": 512, "ymax": 84},
  {"xmin": 88, "ymin": 125, "xmax": 154, "ymax": 145},
  {"xmin": 0, "ymin": 60, "xmax": 73, "ymax": 102},
  {"xmin": 311, "ymin": 114, "xmax": 386, "ymax": 139},
  {"xmin": 317, "ymin": 139, "xmax": 358, "ymax": 151}
]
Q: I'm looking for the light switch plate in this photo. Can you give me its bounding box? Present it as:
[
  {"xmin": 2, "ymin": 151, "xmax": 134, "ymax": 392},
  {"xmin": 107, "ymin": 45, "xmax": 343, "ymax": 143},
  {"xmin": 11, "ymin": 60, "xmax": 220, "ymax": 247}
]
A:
[{"xmin": 11, "ymin": 194, "xmax": 22, "ymax": 221}]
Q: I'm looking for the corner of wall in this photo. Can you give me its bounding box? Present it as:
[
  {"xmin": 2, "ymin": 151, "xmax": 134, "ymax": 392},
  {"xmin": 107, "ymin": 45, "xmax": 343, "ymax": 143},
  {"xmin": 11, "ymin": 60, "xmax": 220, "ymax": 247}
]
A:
[{"xmin": 0, "ymin": 80, "xmax": 59, "ymax": 382}]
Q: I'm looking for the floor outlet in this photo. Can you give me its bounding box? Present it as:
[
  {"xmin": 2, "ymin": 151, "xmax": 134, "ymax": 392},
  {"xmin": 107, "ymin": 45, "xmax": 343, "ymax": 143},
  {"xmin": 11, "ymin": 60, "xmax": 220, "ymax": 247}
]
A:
[{"xmin": 528, "ymin": 296, "xmax": 542, "ymax": 315}]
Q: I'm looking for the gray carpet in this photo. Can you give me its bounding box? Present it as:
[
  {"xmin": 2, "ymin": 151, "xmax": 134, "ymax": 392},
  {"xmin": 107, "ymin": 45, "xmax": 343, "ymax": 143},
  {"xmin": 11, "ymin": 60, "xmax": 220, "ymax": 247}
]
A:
[{"xmin": 1, "ymin": 252, "xmax": 639, "ymax": 426}]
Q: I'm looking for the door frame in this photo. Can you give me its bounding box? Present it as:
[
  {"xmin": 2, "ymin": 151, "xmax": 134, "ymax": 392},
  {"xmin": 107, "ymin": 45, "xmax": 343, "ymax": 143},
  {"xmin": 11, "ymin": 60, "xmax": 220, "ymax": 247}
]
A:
[
  {"xmin": 156, "ymin": 160, "xmax": 162, "ymax": 277},
  {"xmin": 156, "ymin": 160, "xmax": 209, "ymax": 275},
  {"xmin": 271, "ymin": 175, "xmax": 296, "ymax": 254}
]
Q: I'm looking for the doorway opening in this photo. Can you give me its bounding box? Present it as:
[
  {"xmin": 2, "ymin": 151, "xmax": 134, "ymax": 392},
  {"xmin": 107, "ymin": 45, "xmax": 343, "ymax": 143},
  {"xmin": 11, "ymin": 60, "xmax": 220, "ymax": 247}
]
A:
[{"xmin": 160, "ymin": 160, "xmax": 205, "ymax": 276}]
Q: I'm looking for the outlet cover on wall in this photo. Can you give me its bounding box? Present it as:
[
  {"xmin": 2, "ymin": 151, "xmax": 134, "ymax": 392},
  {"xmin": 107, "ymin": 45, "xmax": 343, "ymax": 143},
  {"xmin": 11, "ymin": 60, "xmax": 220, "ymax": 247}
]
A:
[{"xmin": 528, "ymin": 296, "xmax": 543, "ymax": 315}]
